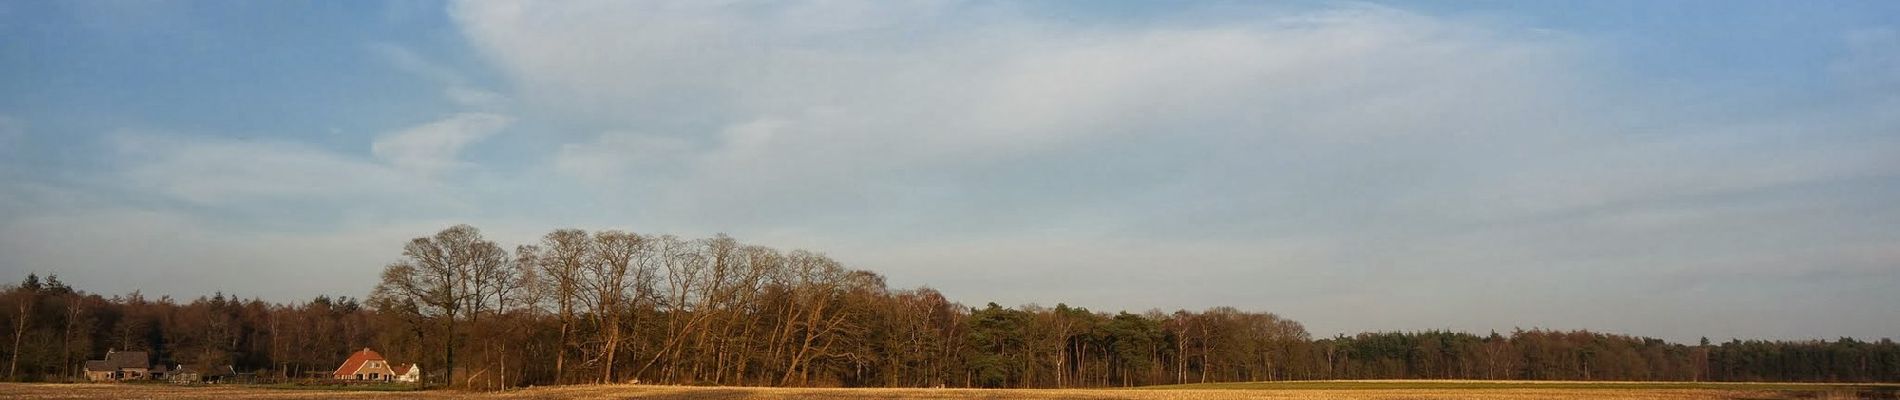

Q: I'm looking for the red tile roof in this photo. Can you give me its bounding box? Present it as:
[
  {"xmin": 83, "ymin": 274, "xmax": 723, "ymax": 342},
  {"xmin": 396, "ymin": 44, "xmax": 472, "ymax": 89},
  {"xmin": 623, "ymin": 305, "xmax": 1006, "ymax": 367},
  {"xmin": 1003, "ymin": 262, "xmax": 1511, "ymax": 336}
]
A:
[
  {"xmin": 333, "ymin": 348, "xmax": 386, "ymax": 376},
  {"xmin": 392, "ymin": 363, "xmax": 413, "ymax": 376}
]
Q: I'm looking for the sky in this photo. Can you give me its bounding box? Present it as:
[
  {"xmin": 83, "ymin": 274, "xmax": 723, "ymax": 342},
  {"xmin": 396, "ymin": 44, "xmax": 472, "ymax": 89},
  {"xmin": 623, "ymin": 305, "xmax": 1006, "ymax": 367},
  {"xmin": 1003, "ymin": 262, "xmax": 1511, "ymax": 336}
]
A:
[{"xmin": 2, "ymin": 0, "xmax": 1898, "ymax": 343}]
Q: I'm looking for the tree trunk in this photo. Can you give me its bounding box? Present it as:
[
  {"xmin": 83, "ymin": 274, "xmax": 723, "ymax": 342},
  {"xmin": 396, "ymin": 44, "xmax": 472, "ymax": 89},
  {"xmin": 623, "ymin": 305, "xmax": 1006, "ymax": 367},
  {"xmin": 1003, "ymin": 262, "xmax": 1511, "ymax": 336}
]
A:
[
  {"xmin": 445, "ymin": 309, "xmax": 456, "ymax": 387},
  {"xmin": 601, "ymin": 319, "xmax": 620, "ymax": 384},
  {"xmin": 9, "ymin": 299, "xmax": 33, "ymax": 380},
  {"xmin": 62, "ymin": 303, "xmax": 79, "ymax": 380},
  {"xmin": 555, "ymin": 314, "xmax": 568, "ymax": 384}
]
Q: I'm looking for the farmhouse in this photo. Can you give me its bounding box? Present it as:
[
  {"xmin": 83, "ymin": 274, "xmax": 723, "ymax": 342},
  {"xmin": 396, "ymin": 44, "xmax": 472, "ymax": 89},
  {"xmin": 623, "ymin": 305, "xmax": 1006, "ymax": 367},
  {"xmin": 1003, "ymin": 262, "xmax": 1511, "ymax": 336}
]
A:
[
  {"xmin": 332, "ymin": 348, "xmax": 401, "ymax": 381},
  {"xmin": 392, "ymin": 363, "xmax": 421, "ymax": 383},
  {"xmin": 82, "ymin": 350, "xmax": 151, "ymax": 381}
]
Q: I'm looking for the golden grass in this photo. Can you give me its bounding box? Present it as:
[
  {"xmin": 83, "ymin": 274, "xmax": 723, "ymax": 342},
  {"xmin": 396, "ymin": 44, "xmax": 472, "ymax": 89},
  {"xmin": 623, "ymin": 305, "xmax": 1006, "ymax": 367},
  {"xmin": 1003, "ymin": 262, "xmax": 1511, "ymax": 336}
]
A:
[
  {"xmin": 1149, "ymin": 379, "xmax": 1900, "ymax": 392},
  {"xmin": 0, "ymin": 381, "xmax": 1859, "ymax": 400}
]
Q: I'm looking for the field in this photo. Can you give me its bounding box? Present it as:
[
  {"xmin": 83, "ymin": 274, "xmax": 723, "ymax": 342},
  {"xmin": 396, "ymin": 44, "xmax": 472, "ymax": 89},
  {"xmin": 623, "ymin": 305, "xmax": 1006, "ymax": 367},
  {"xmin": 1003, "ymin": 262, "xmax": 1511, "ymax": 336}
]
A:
[{"xmin": 1, "ymin": 381, "xmax": 1895, "ymax": 400}]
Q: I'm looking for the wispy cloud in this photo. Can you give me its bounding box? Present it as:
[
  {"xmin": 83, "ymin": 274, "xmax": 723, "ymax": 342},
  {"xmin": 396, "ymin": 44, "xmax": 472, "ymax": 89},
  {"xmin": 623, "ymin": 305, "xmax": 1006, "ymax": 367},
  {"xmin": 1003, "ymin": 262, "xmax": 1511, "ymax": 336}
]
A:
[
  {"xmin": 112, "ymin": 132, "xmax": 429, "ymax": 207},
  {"xmin": 454, "ymin": 3, "xmax": 1595, "ymax": 225},
  {"xmin": 370, "ymin": 112, "xmax": 513, "ymax": 176},
  {"xmin": 370, "ymin": 42, "xmax": 511, "ymax": 109}
]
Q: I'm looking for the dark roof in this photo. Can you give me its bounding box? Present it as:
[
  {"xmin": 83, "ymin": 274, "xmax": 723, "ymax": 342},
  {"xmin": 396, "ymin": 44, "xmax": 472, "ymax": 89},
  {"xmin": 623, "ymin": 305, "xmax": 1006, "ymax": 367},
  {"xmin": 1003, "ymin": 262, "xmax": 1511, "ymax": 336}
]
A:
[
  {"xmin": 105, "ymin": 351, "xmax": 149, "ymax": 369},
  {"xmin": 86, "ymin": 351, "xmax": 149, "ymax": 371}
]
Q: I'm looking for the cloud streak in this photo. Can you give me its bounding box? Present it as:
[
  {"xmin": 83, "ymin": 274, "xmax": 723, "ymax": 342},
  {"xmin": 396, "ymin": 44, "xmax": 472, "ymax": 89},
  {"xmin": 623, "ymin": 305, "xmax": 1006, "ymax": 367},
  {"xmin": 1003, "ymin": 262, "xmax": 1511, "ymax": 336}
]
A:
[
  {"xmin": 371, "ymin": 112, "xmax": 513, "ymax": 176},
  {"xmin": 113, "ymin": 133, "xmax": 427, "ymax": 207}
]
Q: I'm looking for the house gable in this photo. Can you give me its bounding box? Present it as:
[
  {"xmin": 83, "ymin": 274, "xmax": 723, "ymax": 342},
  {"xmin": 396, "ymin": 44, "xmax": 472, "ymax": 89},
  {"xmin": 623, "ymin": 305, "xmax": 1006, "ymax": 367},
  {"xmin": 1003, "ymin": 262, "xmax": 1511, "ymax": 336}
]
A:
[{"xmin": 333, "ymin": 348, "xmax": 398, "ymax": 380}]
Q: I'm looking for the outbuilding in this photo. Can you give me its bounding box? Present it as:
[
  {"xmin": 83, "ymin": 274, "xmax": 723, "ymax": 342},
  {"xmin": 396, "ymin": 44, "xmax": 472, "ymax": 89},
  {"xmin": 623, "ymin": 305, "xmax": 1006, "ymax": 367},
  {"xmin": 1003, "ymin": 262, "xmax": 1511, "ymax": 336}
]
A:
[{"xmin": 392, "ymin": 363, "xmax": 421, "ymax": 383}]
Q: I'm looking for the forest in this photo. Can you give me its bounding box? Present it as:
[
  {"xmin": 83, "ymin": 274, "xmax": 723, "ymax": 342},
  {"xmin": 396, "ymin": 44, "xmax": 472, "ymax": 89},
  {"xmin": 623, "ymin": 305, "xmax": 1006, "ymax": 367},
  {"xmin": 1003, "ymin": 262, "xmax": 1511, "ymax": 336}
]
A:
[{"xmin": 3, "ymin": 225, "xmax": 1896, "ymax": 388}]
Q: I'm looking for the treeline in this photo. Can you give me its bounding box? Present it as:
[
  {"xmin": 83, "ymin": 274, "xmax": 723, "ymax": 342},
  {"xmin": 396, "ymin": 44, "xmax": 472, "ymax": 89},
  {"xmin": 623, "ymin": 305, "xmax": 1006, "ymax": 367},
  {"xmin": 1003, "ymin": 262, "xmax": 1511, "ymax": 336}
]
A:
[
  {"xmin": 1320, "ymin": 331, "xmax": 1900, "ymax": 383},
  {"xmin": 0, "ymin": 274, "xmax": 376, "ymax": 380},
  {"xmin": 3, "ymin": 225, "xmax": 1896, "ymax": 387}
]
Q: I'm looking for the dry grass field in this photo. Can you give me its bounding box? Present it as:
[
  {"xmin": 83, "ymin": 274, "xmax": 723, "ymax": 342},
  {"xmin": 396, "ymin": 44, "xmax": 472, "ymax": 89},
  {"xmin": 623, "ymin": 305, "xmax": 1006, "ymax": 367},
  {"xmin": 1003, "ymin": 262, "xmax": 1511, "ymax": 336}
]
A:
[{"xmin": 0, "ymin": 381, "xmax": 1892, "ymax": 400}]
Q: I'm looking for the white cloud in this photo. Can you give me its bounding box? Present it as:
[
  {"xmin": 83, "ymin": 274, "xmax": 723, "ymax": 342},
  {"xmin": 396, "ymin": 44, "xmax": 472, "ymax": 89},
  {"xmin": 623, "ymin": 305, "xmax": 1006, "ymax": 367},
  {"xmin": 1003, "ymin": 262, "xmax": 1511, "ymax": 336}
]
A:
[
  {"xmin": 453, "ymin": 2, "xmax": 1598, "ymax": 225},
  {"xmin": 444, "ymin": 86, "xmax": 509, "ymax": 109},
  {"xmin": 371, "ymin": 42, "xmax": 511, "ymax": 109},
  {"xmin": 555, "ymin": 131, "xmax": 694, "ymax": 184},
  {"xmin": 112, "ymin": 133, "xmax": 431, "ymax": 206},
  {"xmin": 370, "ymin": 112, "xmax": 513, "ymax": 176}
]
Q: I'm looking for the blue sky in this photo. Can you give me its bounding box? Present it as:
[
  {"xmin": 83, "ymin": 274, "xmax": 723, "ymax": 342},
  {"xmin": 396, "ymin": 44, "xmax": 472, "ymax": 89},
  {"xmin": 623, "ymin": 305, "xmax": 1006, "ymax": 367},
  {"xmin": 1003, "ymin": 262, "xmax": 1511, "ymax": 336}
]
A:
[{"xmin": 2, "ymin": 0, "xmax": 1897, "ymax": 342}]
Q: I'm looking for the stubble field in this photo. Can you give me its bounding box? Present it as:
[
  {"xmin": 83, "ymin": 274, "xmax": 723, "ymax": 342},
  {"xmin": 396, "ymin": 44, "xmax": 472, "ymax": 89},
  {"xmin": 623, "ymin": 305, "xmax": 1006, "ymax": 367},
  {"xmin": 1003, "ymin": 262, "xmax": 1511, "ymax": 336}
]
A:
[{"xmin": 1, "ymin": 381, "xmax": 1894, "ymax": 400}]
